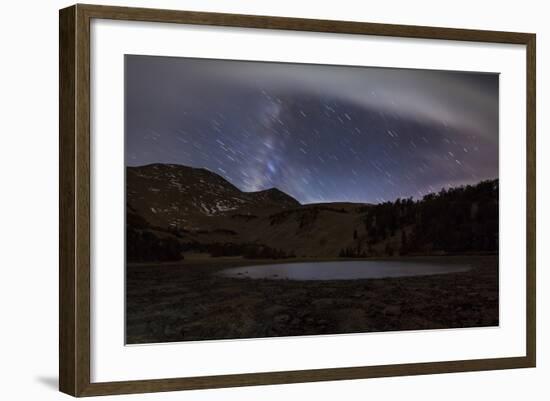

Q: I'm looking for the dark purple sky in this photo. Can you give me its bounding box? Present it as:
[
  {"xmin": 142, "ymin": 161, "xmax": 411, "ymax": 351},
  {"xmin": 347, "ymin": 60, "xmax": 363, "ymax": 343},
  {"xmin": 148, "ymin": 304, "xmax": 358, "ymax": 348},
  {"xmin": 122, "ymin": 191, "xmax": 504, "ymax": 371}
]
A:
[{"xmin": 125, "ymin": 55, "xmax": 498, "ymax": 204}]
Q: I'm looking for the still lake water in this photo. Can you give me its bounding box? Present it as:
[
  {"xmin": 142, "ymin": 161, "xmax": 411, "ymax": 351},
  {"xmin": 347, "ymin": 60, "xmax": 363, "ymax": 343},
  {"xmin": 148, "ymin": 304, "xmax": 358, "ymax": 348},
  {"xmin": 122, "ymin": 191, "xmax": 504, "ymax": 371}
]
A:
[{"xmin": 219, "ymin": 260, "xmax": 471, "ymax": 281}]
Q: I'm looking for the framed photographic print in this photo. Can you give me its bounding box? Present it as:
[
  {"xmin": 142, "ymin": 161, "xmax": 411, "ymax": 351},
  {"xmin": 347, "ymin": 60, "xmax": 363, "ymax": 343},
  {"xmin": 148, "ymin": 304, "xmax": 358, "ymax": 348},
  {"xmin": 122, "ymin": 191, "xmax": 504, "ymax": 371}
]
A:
[{"xmin": 59, "ymin": 4, "xmax": 536, "ymax": 397}]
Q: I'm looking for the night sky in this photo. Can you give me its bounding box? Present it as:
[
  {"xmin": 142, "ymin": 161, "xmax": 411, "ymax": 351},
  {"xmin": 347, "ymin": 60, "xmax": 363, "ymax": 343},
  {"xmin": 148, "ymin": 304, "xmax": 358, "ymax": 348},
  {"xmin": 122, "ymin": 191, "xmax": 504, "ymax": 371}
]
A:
[{"xmin": 125, "ymin": 55, "xmax": 499, "ymax": 204}]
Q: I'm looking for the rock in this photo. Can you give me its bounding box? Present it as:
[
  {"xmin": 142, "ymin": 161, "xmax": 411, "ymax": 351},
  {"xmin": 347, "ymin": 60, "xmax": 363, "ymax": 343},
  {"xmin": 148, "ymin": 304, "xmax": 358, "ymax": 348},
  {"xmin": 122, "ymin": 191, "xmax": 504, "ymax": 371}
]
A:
[
  {"xmin": 290, "ymin": 318, "xmax": 301, "ymax": 326},
  {"xmin": 274, "ymin": 314, "xmax": 291, "ymax": 324},
  {"xmin": 383, "ymin": 305, "xmax": 401, "ymax": 316},
  {"xmin": 147, "ymin": 321, "xmax": 162, "ymax": 335},
  {"xmin": 265, "ymin": 305, "xmax": 287, "ymax": 316},
  {"xmin": 163, "ymin": 324, "xmax": 178, "ymax": 337},
  {"xmin": 312, "ymin": 298, "xmax": 335, "ymax": 308}
]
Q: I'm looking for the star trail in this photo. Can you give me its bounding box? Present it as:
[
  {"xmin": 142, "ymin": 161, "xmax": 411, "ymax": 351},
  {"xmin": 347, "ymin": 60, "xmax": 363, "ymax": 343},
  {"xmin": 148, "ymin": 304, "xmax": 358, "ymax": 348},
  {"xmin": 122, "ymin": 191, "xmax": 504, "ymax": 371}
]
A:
[{"xmin": 125, "ymin": 55, "xmax": 498, "ymax": 204}]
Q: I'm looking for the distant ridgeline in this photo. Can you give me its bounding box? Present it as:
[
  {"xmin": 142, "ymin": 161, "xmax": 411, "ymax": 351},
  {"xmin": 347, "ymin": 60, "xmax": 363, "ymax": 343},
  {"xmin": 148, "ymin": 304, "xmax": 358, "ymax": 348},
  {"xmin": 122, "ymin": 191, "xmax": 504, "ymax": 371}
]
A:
[{"xmin": 125, "ymin": 164, "xmax": 498, "ymax": 262}]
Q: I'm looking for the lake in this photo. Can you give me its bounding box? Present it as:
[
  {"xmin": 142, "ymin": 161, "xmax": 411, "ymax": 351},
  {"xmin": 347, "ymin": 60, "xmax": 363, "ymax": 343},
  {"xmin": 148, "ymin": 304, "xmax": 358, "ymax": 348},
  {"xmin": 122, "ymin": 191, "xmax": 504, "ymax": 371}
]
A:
[{"xmin": 218, "ymin": 260, "xmax": 471, "ymax": 281}]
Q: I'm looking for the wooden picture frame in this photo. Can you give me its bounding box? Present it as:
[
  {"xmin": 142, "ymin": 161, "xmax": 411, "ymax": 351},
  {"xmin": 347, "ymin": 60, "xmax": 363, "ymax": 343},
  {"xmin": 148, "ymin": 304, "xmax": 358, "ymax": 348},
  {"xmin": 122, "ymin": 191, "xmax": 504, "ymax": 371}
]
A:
[{"xmin": 59, "ymin": 3, "xmax": 536, "ymax": 397}]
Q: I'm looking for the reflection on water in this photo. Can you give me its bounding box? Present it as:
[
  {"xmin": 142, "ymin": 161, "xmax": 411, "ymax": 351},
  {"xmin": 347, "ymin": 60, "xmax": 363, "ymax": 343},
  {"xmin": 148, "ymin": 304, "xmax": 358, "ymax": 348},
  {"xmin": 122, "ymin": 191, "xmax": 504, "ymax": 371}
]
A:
[{"xmin": 219, "ymin": 260, "xmax": 471, "ymax": 281}]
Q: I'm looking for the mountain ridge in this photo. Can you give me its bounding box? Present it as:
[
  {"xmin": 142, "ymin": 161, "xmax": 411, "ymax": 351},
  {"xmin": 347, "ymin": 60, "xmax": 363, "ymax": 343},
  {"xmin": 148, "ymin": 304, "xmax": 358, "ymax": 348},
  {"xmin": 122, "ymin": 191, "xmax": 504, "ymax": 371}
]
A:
[{"xmin": 126, "ymin": 163, "xmax": 498, "ymax": 262}]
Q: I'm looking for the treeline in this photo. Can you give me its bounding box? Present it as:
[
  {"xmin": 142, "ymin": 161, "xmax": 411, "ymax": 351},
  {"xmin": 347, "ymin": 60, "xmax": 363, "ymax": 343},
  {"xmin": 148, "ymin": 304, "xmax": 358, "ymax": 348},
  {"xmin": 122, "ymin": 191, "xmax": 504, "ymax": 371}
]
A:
[
  {"xmin": 409, "ymin": 179, "xmax": 498, "ymax": 253},
  {"xmin": 127, "ymin": 228, "xmax": 297, "ymax": 263},
  {"xmin": 127, "ymin": 228, "xmax": 296, "ymax": 262},
  {"xmin": 184, "ymin": 241, "xmax": 296, "ymax": 260},
  {"xmin": 127, "ymin": 227, "xmax": 182, "ymax": 262},
  {"xmin": 126, "ymin": 207, "xmax": 183, "ymax": 262},
  {"xmin": 340, "ymin": 179, "xmax": 498, "ymax": 257}
]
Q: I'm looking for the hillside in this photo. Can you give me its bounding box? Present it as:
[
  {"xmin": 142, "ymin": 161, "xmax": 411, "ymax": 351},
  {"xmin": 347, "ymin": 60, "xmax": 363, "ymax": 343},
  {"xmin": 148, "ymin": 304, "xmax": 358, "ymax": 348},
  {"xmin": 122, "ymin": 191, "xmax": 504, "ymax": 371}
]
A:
[{"xmin": 126, "ymin": 163, "xmax": 498, "ymax": 262}]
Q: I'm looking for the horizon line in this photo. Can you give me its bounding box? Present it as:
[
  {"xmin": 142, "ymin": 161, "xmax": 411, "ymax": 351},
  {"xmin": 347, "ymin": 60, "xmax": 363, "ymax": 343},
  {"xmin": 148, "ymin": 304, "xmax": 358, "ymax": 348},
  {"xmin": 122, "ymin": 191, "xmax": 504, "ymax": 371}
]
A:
[{"xmin": 126, "ymin": 162, "xmax": 498, "ymax": 206}]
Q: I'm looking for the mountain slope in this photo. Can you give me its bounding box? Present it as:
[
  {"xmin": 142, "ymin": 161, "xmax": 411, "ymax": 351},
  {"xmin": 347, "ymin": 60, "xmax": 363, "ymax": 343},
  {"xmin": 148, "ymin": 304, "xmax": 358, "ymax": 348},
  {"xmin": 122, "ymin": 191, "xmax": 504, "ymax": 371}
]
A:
[
  {"xmin": 127, "ymin": 163, "xmax": 300, "ymax": 230},
  {"xmin": 127, "ymin": 163, "xmax": 498, "ymax": 261},
  {"xmin": 126, "ymin": 164, "xmax": 371, "ymax": 258}
]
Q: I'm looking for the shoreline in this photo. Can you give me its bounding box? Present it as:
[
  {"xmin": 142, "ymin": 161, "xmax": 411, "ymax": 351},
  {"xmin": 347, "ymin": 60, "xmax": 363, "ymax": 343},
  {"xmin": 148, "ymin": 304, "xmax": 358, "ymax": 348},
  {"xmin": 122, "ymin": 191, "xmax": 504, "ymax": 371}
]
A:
[
  {"xmin": 127, "ymin": 253, "xmax": 497, "ymax": 269},
  {"xmin": 126, "ymin": 254, "xmax": 498, "ymax": 344}
]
